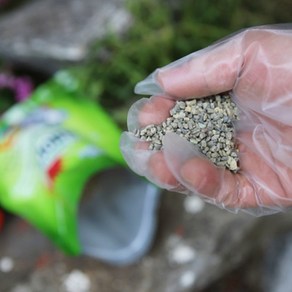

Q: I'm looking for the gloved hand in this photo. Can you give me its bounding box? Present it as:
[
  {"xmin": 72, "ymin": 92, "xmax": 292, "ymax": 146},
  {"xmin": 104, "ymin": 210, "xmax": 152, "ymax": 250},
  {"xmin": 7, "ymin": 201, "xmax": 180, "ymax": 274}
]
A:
[{"xmin": 120, "ymin": 25, "xmax": 292, "ymax": 216}]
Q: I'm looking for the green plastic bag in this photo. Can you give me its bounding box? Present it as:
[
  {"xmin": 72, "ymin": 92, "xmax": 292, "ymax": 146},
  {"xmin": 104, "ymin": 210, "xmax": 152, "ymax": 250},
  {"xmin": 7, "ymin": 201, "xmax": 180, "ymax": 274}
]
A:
[{"xmin": 0, "ymin": 71, "xmax": 125, "ymax": 255}]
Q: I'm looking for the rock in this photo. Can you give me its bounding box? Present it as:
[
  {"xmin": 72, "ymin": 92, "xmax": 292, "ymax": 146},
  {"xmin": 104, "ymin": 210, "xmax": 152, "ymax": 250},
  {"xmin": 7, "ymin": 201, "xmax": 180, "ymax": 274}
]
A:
[{"xmin": 0, "ymin": 0, "xmax": 131, "ymax": 72}]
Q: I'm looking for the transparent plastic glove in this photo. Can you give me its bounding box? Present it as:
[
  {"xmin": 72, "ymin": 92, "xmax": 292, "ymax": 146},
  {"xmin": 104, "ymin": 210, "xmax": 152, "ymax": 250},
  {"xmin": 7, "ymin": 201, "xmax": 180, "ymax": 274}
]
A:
[{"xmin": 120, "ymin": 25, "xmax": 292, "ymax": 216}]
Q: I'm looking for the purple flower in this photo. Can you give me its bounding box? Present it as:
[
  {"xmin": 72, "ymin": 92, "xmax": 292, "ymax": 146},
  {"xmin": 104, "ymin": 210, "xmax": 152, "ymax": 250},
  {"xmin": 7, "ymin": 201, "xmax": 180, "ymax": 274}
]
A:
[{"xmin": 0, "ymin": 74, "xmax": 34, "ymax": 101}]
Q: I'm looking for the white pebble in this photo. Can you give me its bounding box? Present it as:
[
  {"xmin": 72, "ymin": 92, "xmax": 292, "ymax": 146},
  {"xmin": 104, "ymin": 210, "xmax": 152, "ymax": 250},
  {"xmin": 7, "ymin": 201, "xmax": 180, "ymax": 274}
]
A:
[
  {"xmin": 185, "ymin": 106, "xmax": 192, "ymax": 112},
  {"xmin": 0, "ymin": 257, "xmax": 14, "ymax": 273},
  {"xmin": 184, "ymin": 196, "xmax": 205, "ymax": 214},
  {"xmin": 63, "ymin": 270, "xmax": 91, "ymax": 292},
  {"xmin": 180, "ymin": 271, "xmax": 197, "ymax": 288},
  {"xmin": 169, "ymin": 244, "xmax": 197, "ymax": 264},
  {"xmin": 227, "ymin": 157, "xmax": 238, "ymax": 171}
]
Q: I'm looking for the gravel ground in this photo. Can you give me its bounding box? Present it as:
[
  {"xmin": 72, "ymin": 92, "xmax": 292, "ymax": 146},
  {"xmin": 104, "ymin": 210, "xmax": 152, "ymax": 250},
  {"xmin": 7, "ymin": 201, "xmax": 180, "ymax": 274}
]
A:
[{"xmin": 0, "ymin": 191, "xmax": 264, "ymax": 292}]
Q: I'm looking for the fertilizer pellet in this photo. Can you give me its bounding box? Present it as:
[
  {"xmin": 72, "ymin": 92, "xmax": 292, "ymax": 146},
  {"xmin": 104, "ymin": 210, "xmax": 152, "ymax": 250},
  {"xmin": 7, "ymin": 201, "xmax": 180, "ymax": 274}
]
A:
[{"xmin": 135, "ymin": 93, "xmax": 240, "ymax": 172}]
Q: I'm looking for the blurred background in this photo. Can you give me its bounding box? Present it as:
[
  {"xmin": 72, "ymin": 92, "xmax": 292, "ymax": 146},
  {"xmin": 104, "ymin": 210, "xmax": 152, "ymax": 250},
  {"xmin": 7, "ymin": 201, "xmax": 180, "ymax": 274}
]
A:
[{"xmin": 0, "ymin": 0, "xmax": 292, "ymax": 291}]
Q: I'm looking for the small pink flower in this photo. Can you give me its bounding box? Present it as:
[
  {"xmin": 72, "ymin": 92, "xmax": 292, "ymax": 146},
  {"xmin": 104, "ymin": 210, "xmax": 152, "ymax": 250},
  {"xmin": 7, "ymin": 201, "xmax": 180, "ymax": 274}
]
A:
[{"xmin": 0, "ymin": 74, "xmax": 34, "ymax": 101}]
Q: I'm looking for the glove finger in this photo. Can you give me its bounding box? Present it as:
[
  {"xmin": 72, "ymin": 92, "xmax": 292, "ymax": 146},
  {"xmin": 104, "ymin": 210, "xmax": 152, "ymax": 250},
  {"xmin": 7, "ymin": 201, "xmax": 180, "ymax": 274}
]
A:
[
  {"xmin": 147, "ymin": 151, "xmax": 185, "ymax": 191},
  {"xmin": 163, "ymin": 132, "xmax": 291, "ymax": 215},
  {"xmin": 120, "ymin": 132, "xmax": 152, "ymax": 176},
  {"xmin": 237, "ymin": 131, "xmax": 292, "ymax": 213},
  {"xmin": 127, "ymin": 96, "xmax": 175, "ymax": 132},
  {"xmin": 241, "ymin": 126, "xmax": 292, "ymax": 200},
  {"xmin": 135, "ymin": 32, "xmax": 243, "ymax": 98},
  {"xmin": 163, "ymin": 132, "xmax": 226, "ymax": 205},
  {"xmin": 127, "ymin": 97, "xmax": 149, "ymax": 132},
  {"xmin": 120, "ymin": 132, "xmax": 182, "ymax": 191}
]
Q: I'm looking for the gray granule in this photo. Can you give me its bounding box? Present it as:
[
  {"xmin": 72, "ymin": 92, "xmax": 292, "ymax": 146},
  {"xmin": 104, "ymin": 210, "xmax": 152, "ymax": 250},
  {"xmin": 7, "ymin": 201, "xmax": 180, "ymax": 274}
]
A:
[{"xmin": 135, "ymin": 93, "xmax": 240, "ymax": 172}]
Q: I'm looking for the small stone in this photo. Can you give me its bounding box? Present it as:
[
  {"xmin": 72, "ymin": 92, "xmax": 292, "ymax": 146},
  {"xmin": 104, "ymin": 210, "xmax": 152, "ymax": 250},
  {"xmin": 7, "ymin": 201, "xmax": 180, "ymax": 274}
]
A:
[
  {"xmin": 134, "ymin": 93, "xmax": 240, "ymax": 172},
  {"xmin": 154, "ymin": 144, "xmax": 162, "ymax": 150},
  {"xmin": 179, "ymin": 102, "xmax": 186, "ymax": 109},
  {"xmin": 191, "ymin": 108, "xmax": 198, "ymax": 115},
  {"xmin": 201, "ymin": 140, "xmax": 207, "ymax": 148},
  {"xmin": 62, "ymin": 270, "xmax": 91, "ymax": 292},
  {"xmin": 190, "ymin": 138, "xmax": 198, "ymax": 144},
  {"xmin": 226, "ymin": 132, "xmax": 233, "ymax": 140},
  {"xmin": 0, "ymin": 257, "xmax": 14, "ymax": 273},
  {"xmin": 227, "ymin": 157, "xmax": 239, "ymax": 172},
  {"xmin": 185, "ymin": 106, "xmax": 192, "ymax": 112}
]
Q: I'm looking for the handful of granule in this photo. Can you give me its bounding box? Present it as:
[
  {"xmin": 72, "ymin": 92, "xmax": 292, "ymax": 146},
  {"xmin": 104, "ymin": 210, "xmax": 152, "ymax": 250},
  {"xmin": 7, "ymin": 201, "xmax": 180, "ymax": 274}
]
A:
[{"xmin": 135, "ymin": 93, "xmax": 240, "ymax": 172}]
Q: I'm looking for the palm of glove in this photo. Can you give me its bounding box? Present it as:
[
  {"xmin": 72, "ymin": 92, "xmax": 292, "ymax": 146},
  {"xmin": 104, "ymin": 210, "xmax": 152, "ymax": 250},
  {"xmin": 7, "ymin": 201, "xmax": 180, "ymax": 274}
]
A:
[{"xmin": 120, "ymin": 27, "xmax": 292, "ymax": 216}]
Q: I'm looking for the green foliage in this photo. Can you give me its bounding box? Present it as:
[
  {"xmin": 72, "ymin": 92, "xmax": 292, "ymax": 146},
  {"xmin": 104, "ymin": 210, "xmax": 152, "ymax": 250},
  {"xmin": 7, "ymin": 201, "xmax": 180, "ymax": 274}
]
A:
[
  {"xmin": 70, "ymin": 0, "xmax": 291, "ymax": 128},
  {"xmin": 0, "ymin": 88, "xmax": 15, "ymax": 114}
]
